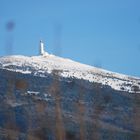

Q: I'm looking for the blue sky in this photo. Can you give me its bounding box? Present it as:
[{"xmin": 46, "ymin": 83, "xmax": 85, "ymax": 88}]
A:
[{"xmin": 0, "ymin": 0, "xmax": 140, "ymax": 77}]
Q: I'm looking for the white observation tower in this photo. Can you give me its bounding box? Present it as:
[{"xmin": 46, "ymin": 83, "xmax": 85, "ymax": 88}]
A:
[{"xmin": 39, "ymin": 40, "xmax": 48, "ymax": 56}]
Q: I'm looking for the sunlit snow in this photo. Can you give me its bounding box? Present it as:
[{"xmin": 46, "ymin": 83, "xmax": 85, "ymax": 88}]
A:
[{"xmin": 0, "ymin": 54, "xmax": 140, "ymax": 93}]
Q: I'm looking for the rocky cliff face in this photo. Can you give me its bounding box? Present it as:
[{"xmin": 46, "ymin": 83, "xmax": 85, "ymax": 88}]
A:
[{"xmin": 0, "ymin": 55, "xmax": 140, "ymax": 140}]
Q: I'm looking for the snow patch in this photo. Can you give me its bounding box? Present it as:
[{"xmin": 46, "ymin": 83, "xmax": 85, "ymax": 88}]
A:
[{"xmin": 0, "ymin": 55, "xmax": 140, "ymax": 93}]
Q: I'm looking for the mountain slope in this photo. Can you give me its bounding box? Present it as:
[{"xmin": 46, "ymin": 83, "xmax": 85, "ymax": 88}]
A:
[{"xmin": 0, "ymin": 54, "xmax": 140, "ymax": 140}]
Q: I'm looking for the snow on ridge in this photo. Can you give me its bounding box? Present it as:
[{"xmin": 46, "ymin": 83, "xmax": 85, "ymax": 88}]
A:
[{"xmin": 0, "ymin": 54, "xmax": 140, "ymax": 93}]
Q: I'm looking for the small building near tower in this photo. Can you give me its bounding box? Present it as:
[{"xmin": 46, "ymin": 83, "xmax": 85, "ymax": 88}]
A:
[{"xmin": 39, "ymin": 40, "xmax": 48, "ymax": 56}]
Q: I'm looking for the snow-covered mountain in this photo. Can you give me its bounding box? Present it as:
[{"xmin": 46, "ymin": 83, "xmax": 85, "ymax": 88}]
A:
[
  {"xmin": 0, "ymin": 54, "xmax": 140, "ymax": 93},
  {"xmin": 0, "ymin": 54, "xmax": 140, "ymax": 140}
]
